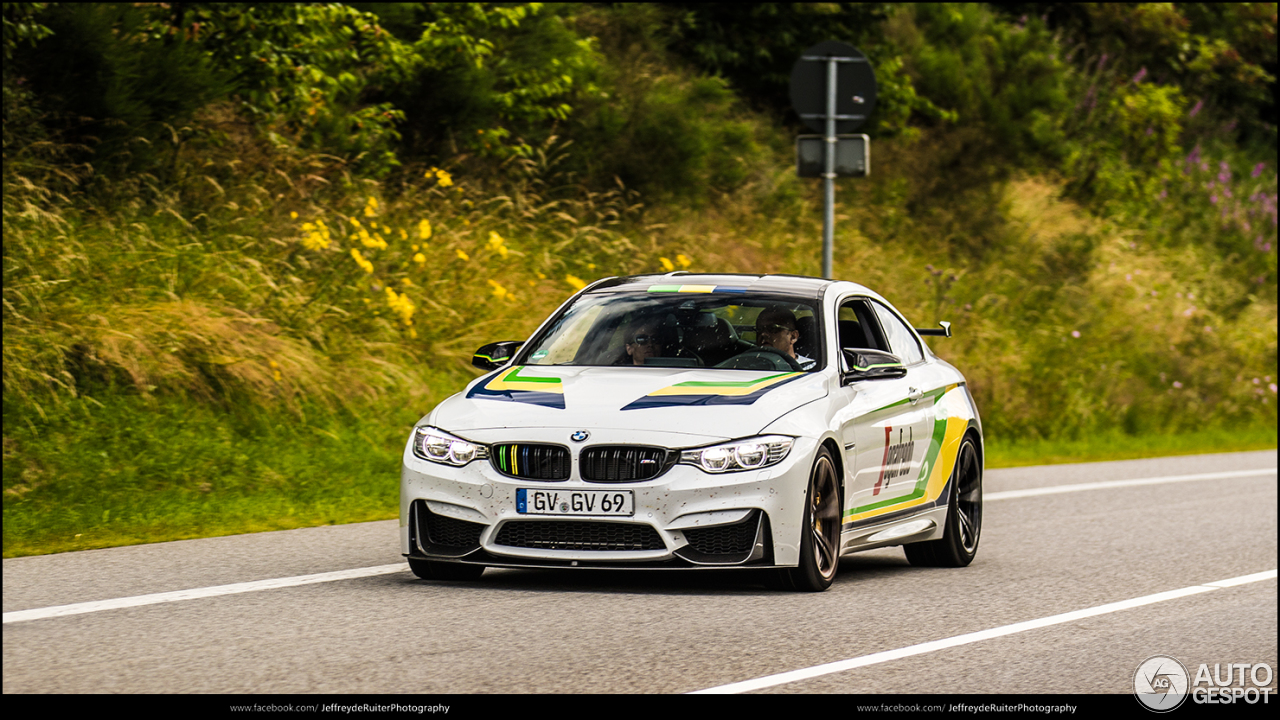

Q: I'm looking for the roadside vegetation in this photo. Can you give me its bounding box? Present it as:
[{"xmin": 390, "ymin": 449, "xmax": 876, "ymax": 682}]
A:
[{"xmin": 4, "ymin": 3, "xmax": 1275, "ymax": 556}]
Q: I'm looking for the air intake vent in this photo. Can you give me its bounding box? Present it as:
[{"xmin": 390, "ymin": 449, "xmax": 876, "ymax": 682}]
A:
[
  {"xmin": 580, "ymin": 446, "xmax": 675, "ymax": 482},
  {"xmin": 495, "ymin": 521, "xmax": 665, "ymax": 551},
  {"xmin": 684, "ymin": 514, "xmax": 758, "ymax": 556},
  {"xmin": 413, "ymin": 500, "xmax": 484, "ymax": 556},
  {"xmin": 489, "ymin": 444, "xmax": 570, "ymax": 481}
]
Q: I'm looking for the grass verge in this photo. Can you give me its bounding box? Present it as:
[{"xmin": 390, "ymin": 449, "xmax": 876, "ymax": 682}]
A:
[
  {"xmin": 985, "ymin": 425, "xmax": 1278, "ymax": 468},
  {"xmin": 2, "ymin": 393, "xmax": 429, "ymax": 558}
]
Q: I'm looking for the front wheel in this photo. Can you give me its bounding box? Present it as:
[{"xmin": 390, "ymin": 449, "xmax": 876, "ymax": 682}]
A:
[
  {"xmin": 408, "ymin": 558, "xmax": 486, "ymax": 581},
  {"xmin": 904, "ymin": 435, "xmax": 982, "ymax": 567},
  {"xmin": 771, "ymin": 446, "xmax": 842, "ymax": 591}
]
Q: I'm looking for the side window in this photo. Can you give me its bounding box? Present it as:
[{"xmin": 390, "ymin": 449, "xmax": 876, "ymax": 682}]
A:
[
  {"xmin": 871, "ymin": 301, "xmax": 924, "ymax": 365},
  {"xmin": 836, "ymin": 300, "xmax": 880, "ymax": 351}
]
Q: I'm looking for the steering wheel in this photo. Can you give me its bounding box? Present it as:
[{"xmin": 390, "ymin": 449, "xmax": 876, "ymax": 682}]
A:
[{"xmin": 714, "ymin": 346, "xmax": 803, "ymax": 372}]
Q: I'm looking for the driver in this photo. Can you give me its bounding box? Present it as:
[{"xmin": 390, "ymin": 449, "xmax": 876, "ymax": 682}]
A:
[
  {"xmin": 755, "ymin": 307, "xmax": 815, "ymax": 370},
  {"xmin": 624, "ymin": 319, "xmax": 667, "ymax": 365}
]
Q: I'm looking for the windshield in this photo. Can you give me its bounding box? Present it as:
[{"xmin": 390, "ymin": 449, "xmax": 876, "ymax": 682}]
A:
[{"xmin": 521, "ymin": 292, "xmax": 823, "ymax": 372}]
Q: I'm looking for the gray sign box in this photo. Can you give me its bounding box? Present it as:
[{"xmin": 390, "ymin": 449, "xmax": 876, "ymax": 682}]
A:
[{"xmin": 796, "ymin": 135, "xmax": 869, "ymax": 177}]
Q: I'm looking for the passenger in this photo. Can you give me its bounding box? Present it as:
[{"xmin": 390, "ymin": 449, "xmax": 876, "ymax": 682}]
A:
[{"xmin": 755, "ymin": 307, "xmax": 815, "ymax": 370}]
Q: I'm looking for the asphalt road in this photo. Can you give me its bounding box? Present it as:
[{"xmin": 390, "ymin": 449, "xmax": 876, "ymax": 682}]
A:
[{"xmin": 4, "ymin": 450, "xmax": 1276, "ymax": 694}]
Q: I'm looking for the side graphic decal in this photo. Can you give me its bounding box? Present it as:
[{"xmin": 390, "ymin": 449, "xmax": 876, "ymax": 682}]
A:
[
  {"xmin": 466, "ymin": 366, "xmax": 565, "ymax": 409},
  {"xmin": 872, "ymin": 426, "xmax": 915, "ymax": 496},
  {"xmin": 844, "ymin": 384, "xmax": 968, "ymax": 524},
  {"xmin": 621, "ymin": 372, "xmax": 804, "ymax": 410}
]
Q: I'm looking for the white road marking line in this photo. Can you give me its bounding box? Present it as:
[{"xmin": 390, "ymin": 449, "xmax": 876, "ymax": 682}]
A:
[
  {"xmin": 691, "ymin": 569, "xmax": 1278, "ymax": 694},
  {"xmin": 2, "ymin": 564, "xmax": 407, "ymax": 625},
  {"xmin": 986, "ymin": 467, "xmax": 1276, "ymax": 501},
  {"xmin": 5, "ymin": 468, "xmax": 1276, "ymax": 625}
]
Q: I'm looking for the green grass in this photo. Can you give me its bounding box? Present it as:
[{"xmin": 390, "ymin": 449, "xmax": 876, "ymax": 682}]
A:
[
  {"xmin": 985, "ymin": 425, "xmax": 1278, "ymax": 468},
  {"xmin": 5, "ymin": 389, "xmax": 1274, "ymax": 558},
  {"xmin": 2, "ymin": 392, "xmax": 428, "ymax": 558}
]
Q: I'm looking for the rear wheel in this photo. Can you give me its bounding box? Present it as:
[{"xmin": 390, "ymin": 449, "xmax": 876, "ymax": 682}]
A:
[
  {"xmin": 408, "ymin": 558, "xmax": 486, "ymax": 581},
  {"xmin": 904, "ymin": 435, "xmax": 982, "ymax": 567},
  {"xmin": 772, "ymin": 446, "xmax": 842, "ymax": 591}
]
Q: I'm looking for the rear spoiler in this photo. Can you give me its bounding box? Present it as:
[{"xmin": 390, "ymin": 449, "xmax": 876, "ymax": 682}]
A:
[{"xmin": 916, "ymin": 321, "xmax": 952, "ymax": 337}]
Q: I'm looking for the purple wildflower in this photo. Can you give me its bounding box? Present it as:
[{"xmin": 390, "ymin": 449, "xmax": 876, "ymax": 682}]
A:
[
  {"xmin": 1254, "ymin": 163, "xmax": 1266, "ymax": 178},
  {"xmin": 1133, "ymin": 67, "xmax": 1147, "ymax": 83},
  {"xmin": 1189, "ymin": 99, "xmax": 1203, "ymax": 118},
  {"xmin": 1218, "ymin": 161, "xmax": 1231, "ymax": 184}
]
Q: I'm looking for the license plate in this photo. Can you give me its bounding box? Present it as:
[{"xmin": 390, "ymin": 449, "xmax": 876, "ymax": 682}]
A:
[{"xmin": 516, "ymin": 488, "xmax": 634, "ymax": 516}]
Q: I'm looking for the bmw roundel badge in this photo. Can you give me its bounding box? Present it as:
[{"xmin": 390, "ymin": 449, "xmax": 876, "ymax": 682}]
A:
[{"xmin": 570, "ymin": 430, "xmax": 590, "ymax": 442}]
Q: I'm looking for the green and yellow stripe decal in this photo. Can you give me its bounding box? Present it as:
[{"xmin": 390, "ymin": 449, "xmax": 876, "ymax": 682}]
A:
[
  {"xmin": 494, "ymin": 444, "xmax": 520, "ymax": 475},
  {"xmin": 647, "ymin": 284, "xmax": 748, "ymax": 294},
  {"xmin": 621, "ymin": 372, "xmax": 804, "ymax": 410},
  {"xmin": 466, "ymin": 366, "xmax": 565, "ymax": 409},
  {"xmin": 843, "ymin": 383, "xmax": 968, "ymax": 524}
]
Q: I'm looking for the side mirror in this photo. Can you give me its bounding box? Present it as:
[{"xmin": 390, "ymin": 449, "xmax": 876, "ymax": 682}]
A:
[
  {"xmin": 473, "ymin": 341, "xmax": 524, "ymax": 371},
  {"xmin": 841, "ymin": 349, "xmax": 907, "ymax": 384}
]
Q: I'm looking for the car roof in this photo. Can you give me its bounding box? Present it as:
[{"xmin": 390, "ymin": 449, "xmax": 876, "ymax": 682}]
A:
[{"xmin": 587, "ymin": 273, "xmax": 848, "ymax": 301}]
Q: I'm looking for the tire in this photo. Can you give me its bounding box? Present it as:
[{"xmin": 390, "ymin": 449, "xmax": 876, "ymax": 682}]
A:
[
  {"xmin": 408, "ymin": 558, "xmax": 486, "ymax": 581},
  {"xmin": 904, "ymin": 434, "xmax": 982, "ymax": 567},
  {"xmin": 771, "ymin": 446, "xmax": 842, "ymax": 591}
]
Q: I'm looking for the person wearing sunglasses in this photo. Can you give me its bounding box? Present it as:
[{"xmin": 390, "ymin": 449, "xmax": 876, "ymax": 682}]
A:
[
  {"xmin": 624, "ymin": 321, "xmax": 667, "ymax": 365},
  {"xmin": 755, "ymin": 307, "xmax": 815, "ymax": 370}
]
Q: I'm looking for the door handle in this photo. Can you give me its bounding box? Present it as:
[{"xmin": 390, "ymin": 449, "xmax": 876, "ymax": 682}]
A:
[{"xmin": 908, "ymin": 387, "xmax": 923, "ymax": 404}]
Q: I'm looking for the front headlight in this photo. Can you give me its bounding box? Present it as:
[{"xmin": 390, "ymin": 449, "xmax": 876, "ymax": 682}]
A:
[
  {"xmin": 680, "ymin": 435, "xmax": 794, "ymax": 473},
  {"xmin": 411, "ymin": 426, "xmax": 488, "ymax": 466}
]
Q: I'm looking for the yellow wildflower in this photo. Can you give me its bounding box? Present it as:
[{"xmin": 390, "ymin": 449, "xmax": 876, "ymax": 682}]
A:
[
  {"xmin": 676, "ymin": 254, "xmax": 692, "ymax": 269},
  {"xmin": 301, "ymin": 230, "xmax": 329, "ymax": 250},
  {"xmin": 401, "ymin": 278, "xmax": 413, "ymax": 287},
  {"xmin": 427, "ymin": 167, "xmax": 454, "ymax": 188},
  {"xmin": 414, "ymin": 253, "xmax": 426, "ymax": 264},
  {"xmin": 358, "ymin": 228, "xmax": 387, "ymax": 250},
  {"xmin": 289, "ymin": 211, "xmax": 298, "ymax": 220},
  {"xmin": 384, "ymin": 287, "xmax": 415, "ymax": 326},
  {"xmin": 399, "ymin": 228, "xmax": 408, "ymax": 241},
  {"xmin": 488, "ymin": 279, "xmax": 508, "ymax": 300},
  {"xmin": 587, "ymin": 263, "xmax": 596, "ymax": 271},
  {"xmin": 456, "ymin": 248, "xmax": 470, "ymax": 262},
  {"xmin": 364, "ymin": 196, "xmax": 378, "ymax": 217},
  {"xmin": 417, "ymin": 219, "xmax": 432, "ymax": 241},
  {"xmin": 487, "ymin": 231, "xmax": 509, "ymax": 259},
  {"xmin": 659, "ymin": 257, "xmax": 675, "ymax": 272},
  {"xmin": 565, "ymin": 274, "xmax": 586, "ymax": 291},
  {"xmin": 351, "ymin": 248, "xmax": 374, "ymax": 274}
]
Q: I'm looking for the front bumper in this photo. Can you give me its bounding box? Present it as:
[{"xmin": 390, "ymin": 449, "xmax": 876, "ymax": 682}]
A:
[{"xmin": 399, "ymin": 429, "xmax": 818, "ymax": 568}]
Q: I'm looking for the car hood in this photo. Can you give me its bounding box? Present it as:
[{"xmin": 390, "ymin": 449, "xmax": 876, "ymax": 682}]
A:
[{"xmin": 426, "ymin": 365, "xmax": 829, "ymax": 442}]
